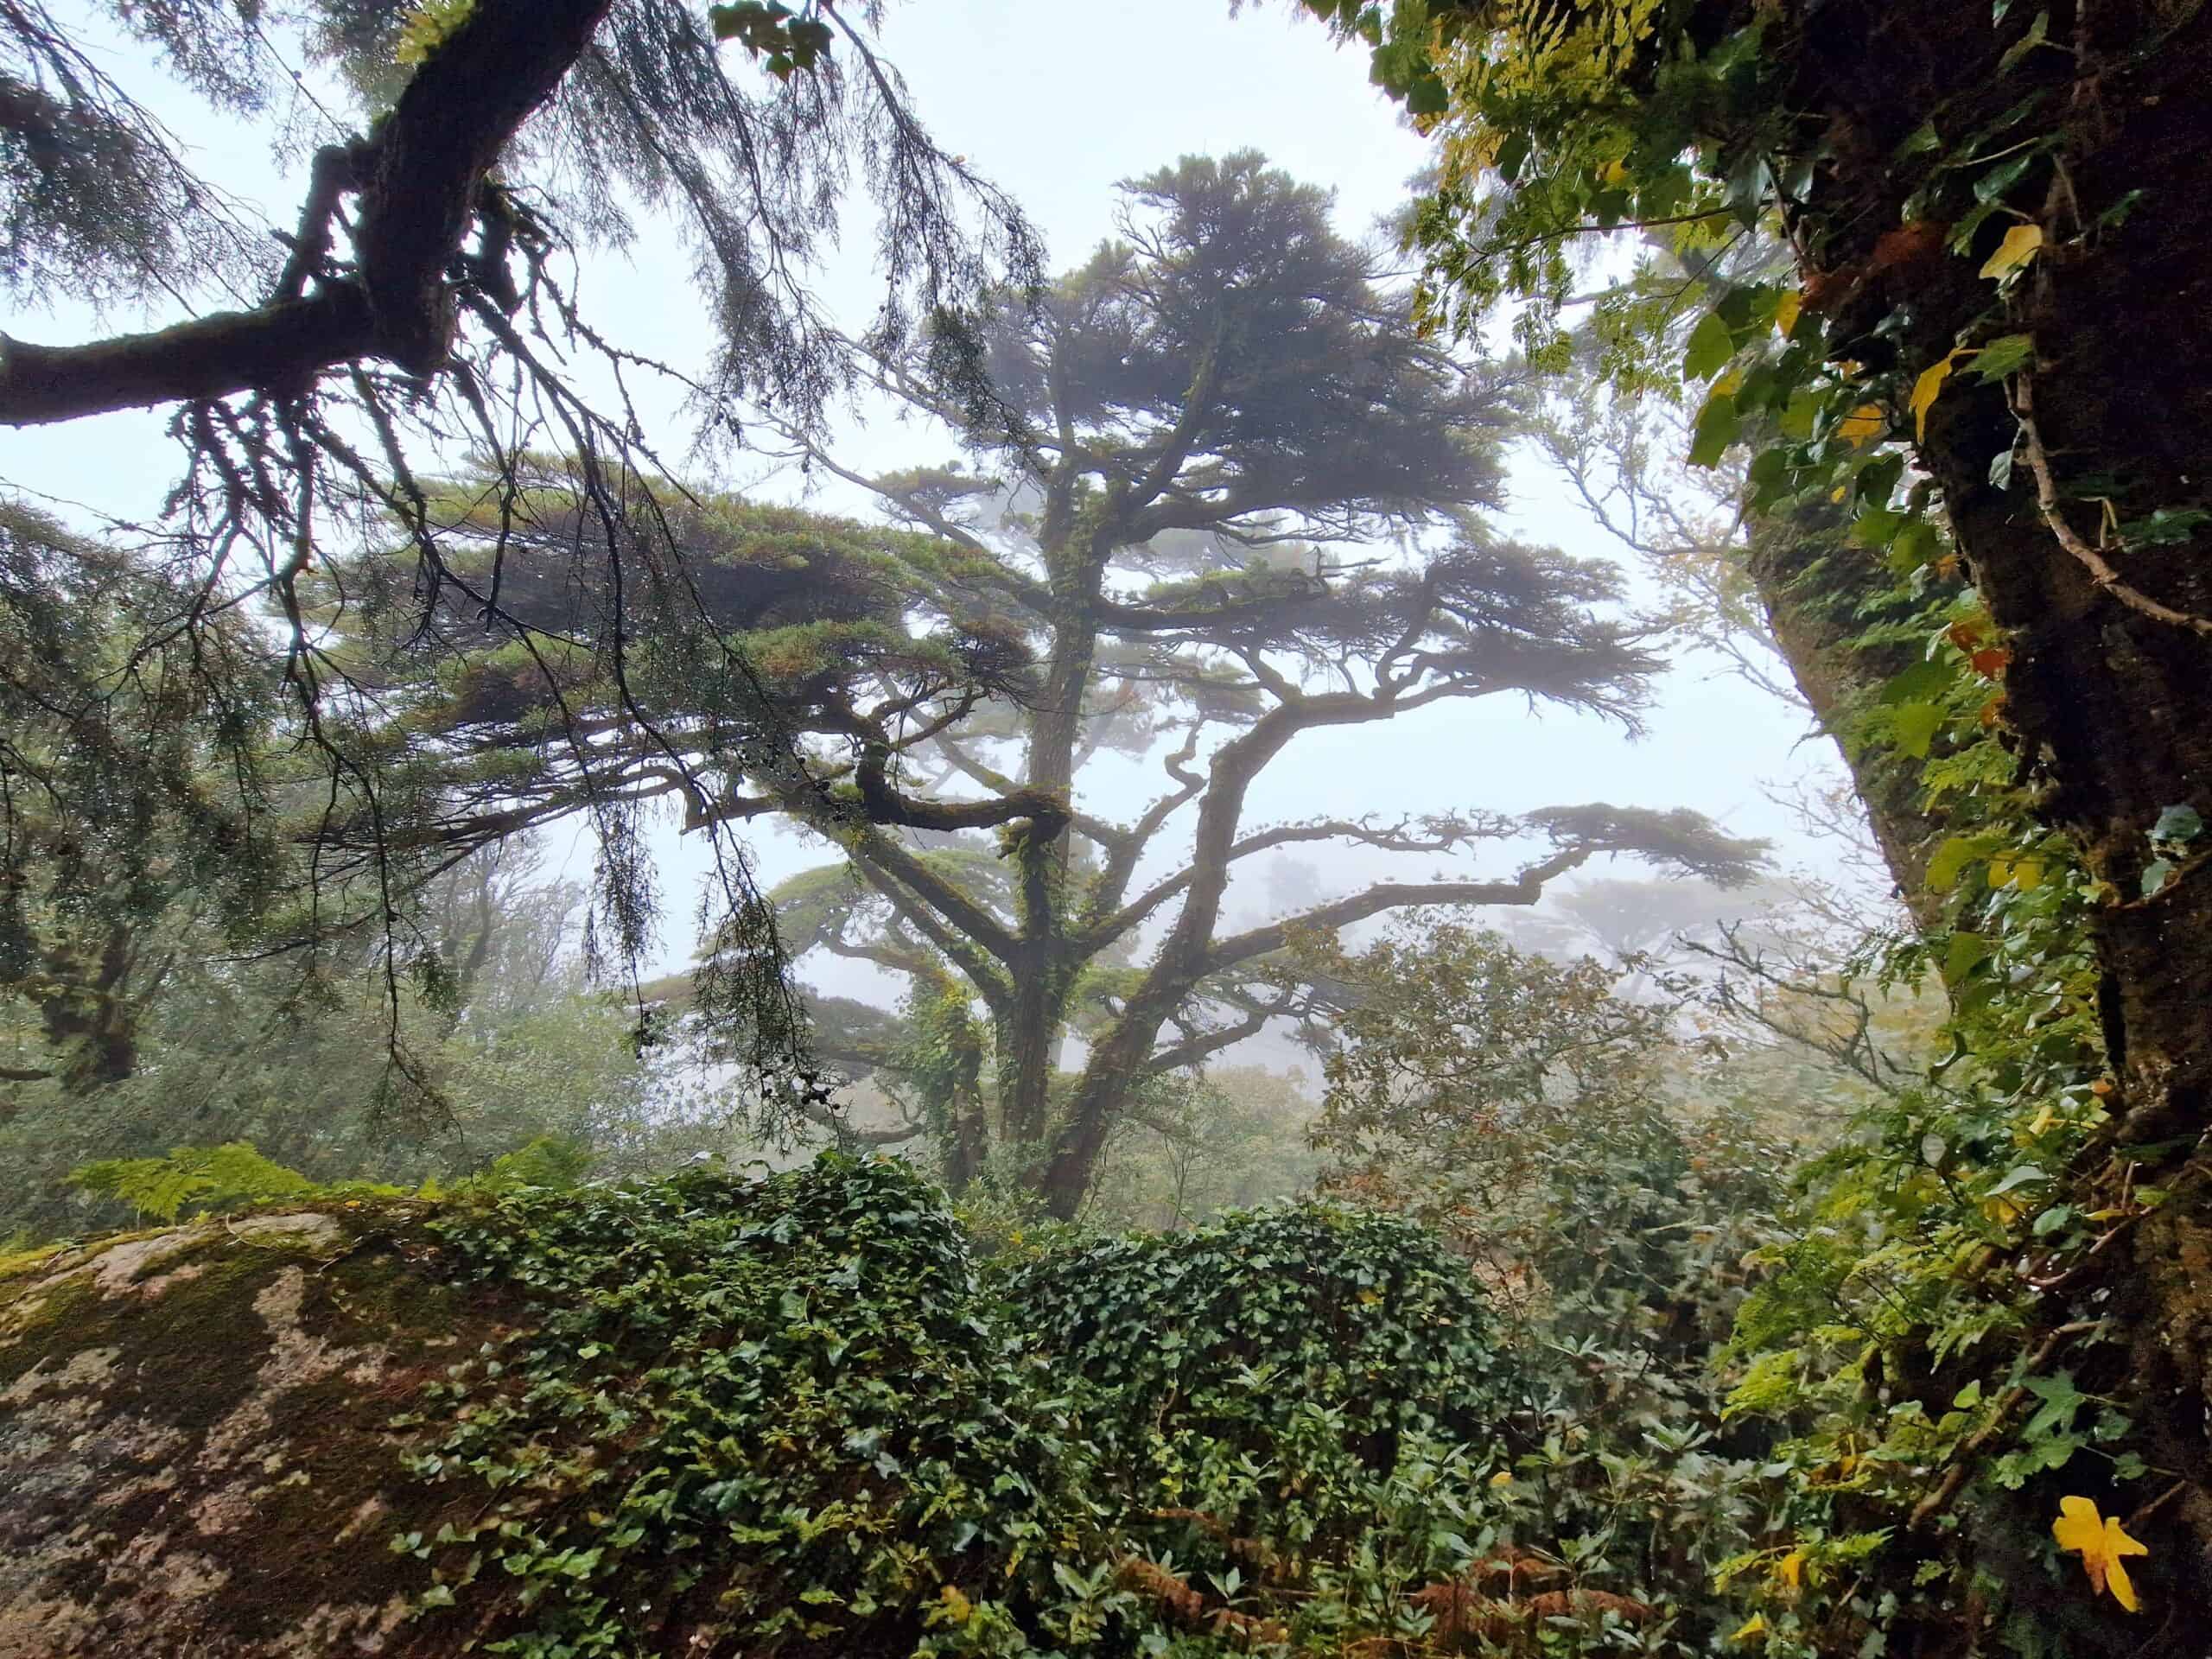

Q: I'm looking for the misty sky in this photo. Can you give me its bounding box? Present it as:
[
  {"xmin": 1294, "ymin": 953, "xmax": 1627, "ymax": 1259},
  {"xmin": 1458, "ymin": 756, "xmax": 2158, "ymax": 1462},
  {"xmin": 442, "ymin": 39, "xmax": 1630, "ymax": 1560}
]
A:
[{"xmin": 0, "ymin": 1, "xmax": 1861, "ymax": 989}]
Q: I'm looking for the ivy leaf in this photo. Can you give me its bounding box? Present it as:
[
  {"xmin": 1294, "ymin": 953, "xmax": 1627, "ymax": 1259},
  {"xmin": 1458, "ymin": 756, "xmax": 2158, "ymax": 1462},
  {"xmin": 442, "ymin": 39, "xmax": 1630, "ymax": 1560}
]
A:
[
  {"xmin": 1972, "ymin": 334, "xmax": 2036, "ymax": 380},
  {"xmin": 1910, "ymin": 351, "xmax": 1967, "ymax": 442},
  {"xmin": 1684, "ymin": 311, "xmax": 1736, "ymax": 382},
  {"xmin": 1980, "ymin": 223, "xmax": 2044, "ymax": 281},
  {"xmin": 1689, "ymin": 391, "xmax": 1740, "ymax": 468},
  {"xmin": 1838, "ymin": 404, "xmax": 1888, "ymax": 447},
  {"xmin": 1891, "ymin": 701, "xmax": 1945, "ymax": 759},
  {"xmin": 1889, "ymin": 518, "xmax": 1942, "ymax": 577},
  {"xmin": 1779, "ymin": 387, "xmax": 1821, "ymax": 438},
  {"xmin": 2151, "ymin": 804, "xmax": 2203, "ymax": 844},
  {"xmin": 1999, "ymin": 9, "xmax": 2050, "ymax": 73},
  {"xmin": 1944, "ymin": 931, "xmax": 1994, "ymax": 983},
  {"xmin": 1851, "ymin": 505, "xmax": 1904, "ymax": 548},
  {"xmin": 2051, "ymin": 1495, "xmax": 2148, "ymax": 1611},
  {"xmin": 1927, "ymin": 836, "xmax": 1980, "ymax": 892}
]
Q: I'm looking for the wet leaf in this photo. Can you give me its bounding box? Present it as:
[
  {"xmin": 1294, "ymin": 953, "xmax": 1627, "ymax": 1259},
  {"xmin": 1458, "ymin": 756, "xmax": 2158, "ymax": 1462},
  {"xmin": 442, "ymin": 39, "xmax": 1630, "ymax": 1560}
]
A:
[
  {"xmin": 1972, "ymin": 334, "xmax": 2036, "ymax": 380},
  {"xmin": 2052, "ymin": 1496, "xmax": 2147, "ymax": 1611},
  {"xmin": 1838, "ymin": 404, "xmax": 1888, "ymax": 447},
  {"xmin": 1911, "ymin": 351, "xmax": 1966, "ymax": 442},
  {"xmin": 1685, "ymin": 311, "xmax": 1737, "ymax": 381},
  {"xmin": 1980, "ymin": 223, "xmax": 2044, "ymax": 280}
]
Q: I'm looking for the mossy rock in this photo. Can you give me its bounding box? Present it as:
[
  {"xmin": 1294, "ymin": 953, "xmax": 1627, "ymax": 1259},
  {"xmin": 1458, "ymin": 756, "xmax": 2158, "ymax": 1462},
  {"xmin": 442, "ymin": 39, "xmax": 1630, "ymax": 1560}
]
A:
[
  {"xmin": 1, "ymin": 1159, "xmax": 1516, "ymax": 1657},
  {"xmin": 0, "ymin": 1206, "xmax": 506, "ymax": 1656},
  {"xmin": 0, "ymin": 1159, "xmax": 1082, "ymax": 1658}
]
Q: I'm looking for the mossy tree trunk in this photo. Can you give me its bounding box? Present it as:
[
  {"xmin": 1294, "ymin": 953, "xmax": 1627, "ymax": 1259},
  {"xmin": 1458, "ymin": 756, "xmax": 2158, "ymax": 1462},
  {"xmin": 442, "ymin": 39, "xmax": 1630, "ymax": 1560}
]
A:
[{"xmin": 1758, "ymin": 0, "xmax": 2212, "ymax": 1620}]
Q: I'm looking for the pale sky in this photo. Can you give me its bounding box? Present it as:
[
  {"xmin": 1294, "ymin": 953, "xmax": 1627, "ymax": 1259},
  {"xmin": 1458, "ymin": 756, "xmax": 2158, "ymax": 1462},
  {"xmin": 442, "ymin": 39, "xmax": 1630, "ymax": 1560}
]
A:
[{"xmin": 1, "ymin": 1, "xmax": 1857, "ymax": 991}]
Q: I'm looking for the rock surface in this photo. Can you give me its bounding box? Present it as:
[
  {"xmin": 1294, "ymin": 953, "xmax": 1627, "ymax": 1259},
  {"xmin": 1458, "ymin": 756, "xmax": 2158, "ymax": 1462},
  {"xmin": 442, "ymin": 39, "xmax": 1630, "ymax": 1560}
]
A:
[{"xmin": 0, "ymin": 1208, "xmax": 499, "ymax": 1657}]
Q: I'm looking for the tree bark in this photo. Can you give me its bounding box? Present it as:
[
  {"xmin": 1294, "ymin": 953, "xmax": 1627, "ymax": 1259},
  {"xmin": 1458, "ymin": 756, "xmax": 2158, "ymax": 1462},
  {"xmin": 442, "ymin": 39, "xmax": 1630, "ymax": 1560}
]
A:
[
  {"xmin": 1742, "ymin": 502, "xmax": 1952, "ymax": 928},
  {"xmin": 1762, "ymin": 0, "xmax": 2212, "ymax": 1630}
]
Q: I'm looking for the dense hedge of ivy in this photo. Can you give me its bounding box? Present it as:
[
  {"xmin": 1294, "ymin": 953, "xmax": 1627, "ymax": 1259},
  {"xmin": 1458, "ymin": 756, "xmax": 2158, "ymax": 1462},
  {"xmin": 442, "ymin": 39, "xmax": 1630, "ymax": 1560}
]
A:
[
  {"xmin": 402, "ymin": 1154, "xmax": 1084, "ymax": 1656},
  {"xmin": 388, "ymin": 1156, "xmax": 1532, "ymax": 1656}
]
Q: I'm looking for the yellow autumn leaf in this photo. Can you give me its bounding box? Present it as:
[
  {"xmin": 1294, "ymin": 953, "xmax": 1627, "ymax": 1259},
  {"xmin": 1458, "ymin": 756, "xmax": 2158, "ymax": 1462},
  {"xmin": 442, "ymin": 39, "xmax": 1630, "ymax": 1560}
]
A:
[
  {"xmin": 1838, "ymin": 404, "xmax": 1887, "ymax": 447},
  {"xmin": 1775, "ymin": 289, "xmax": 1802, "ymax": 338},
  {"xmin": 1989, "ymin": 855, "xmax": 2044, "ymax": 891},
  {"xmin": 1911, "ymin": 350, "xmax": 1967, "ymax": 442},
  {"xmin": 1980, "ymin": 222, "xmax": 2044, "ymax": 281},
  {"xmin": 1775, "ymin": 1549, "xmax": 1806, "ymax": 1589},
  {"xmin": 1731, "ymin": 1613, "xmax": 1769, "ymax": 1642},
  {"xmin": 2052, "ymin": 1496, "xmax": 2148, "ymax": 1611}
]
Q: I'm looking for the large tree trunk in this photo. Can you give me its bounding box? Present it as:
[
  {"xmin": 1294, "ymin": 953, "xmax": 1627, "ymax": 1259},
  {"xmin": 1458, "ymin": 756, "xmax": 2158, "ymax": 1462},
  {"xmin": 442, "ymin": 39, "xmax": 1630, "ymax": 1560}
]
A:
[
  {"xmin": 1742, "ymin": 503, "xmax": 1953, "ymax": 929},
  {"xmin": 1765, "ymin": 0, "xmax": 2212, "ymax": 1632}
]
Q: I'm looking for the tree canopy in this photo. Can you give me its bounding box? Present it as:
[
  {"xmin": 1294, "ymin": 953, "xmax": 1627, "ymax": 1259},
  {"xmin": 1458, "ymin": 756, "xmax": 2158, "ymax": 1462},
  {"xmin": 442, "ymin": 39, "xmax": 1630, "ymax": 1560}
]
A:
[{"xmin": 333, "ymin": 152, "xmax": 1765, "ymax": 1212}]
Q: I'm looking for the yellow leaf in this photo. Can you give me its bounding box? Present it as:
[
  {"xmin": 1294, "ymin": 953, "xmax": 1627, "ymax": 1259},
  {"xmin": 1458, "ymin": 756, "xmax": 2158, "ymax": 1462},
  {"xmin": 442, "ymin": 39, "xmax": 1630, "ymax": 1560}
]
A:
[
  {"xmin": 1980, "ymin": 222, "xmax": 2044, "ymax": 281},
  {"xmin": 1776, "ymin": 1549, "xmax": 1806, "ymax": 1589},
  {"xmin": 1731, "ymin": 1613, "xmax": 1769, "ymax": 1642},
  {"xmin": 1987, "ymin": 855, "xmax": 2044, "ymax": 891},
  {"xmin": 1911, "ymin": 350, "xmax": 1967, "ymax": 442},
  {"xmin": 2026, "ymin": 1104, "xmax": 2059, "ymax": 1138},
  {"xmin": 2053, "ymin": 1496, "xmax": 2149, "ymax": 1611},
  {"xmin": 1600, "ymin": 159, "xmax": 1630, "ymax": 186},
  {"xmin": 1775, "ymin": 290, "xmax": 1802, "ymax": 338},
  {"xmin": 1829, "ymin": 486, "xmax": 1848, "ymax": 503},
  {"xmin": 1839, "ymin": 404, "xmax": 1887, "ymax": 447},
  {"xmin": 1489, "ymin": 1470, "xmax": 1515, "ymax": 1487}
]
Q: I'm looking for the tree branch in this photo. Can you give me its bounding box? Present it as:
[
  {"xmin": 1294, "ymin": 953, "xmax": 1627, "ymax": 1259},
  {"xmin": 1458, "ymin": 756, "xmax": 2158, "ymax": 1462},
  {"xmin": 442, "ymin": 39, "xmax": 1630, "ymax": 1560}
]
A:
[
  {"xmin": 0, "ymin": 0, "xmax": 618, "ymax": 425},
  {"xmin": 1202, "ymin": 849, "xmax": 1596, "ymax": 975}
]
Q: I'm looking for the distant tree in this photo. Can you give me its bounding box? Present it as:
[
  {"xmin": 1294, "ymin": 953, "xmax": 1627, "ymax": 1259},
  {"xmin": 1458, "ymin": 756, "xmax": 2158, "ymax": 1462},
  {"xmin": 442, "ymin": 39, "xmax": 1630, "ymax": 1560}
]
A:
[
  {"xmin": 1085, "ymin": 1064, "xmax": 1320, "ymax": 1230},
  {"xmin": 0, "ymin": 0, "xmax": 1041, "ymax": 1071},
  {"xmin": 346, "ymin": 155, "xmax": 1766, "ymax": 1212},
  {"xmin": 0, "ymin": 503, "xmax": 284, "ymax": 1092}
]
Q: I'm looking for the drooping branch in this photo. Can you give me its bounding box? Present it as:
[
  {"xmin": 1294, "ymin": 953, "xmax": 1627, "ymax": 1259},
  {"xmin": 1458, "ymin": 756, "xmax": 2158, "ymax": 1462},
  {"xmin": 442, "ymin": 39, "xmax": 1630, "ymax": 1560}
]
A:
[{"xmin": 0, "ymin": 0, "xmax": 618, "ymax": 425}]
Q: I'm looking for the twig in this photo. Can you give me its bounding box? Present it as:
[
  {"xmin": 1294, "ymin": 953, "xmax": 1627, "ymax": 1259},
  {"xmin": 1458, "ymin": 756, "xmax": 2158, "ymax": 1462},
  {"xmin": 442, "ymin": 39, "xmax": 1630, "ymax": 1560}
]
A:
[{"xmin": 2013, "ymin": 367, "xmax": 2212, "ymax": 636}]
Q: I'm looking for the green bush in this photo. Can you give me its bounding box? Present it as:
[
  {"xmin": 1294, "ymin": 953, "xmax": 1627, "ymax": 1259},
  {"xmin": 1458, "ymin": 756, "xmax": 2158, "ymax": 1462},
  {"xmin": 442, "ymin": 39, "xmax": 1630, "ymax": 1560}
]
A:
[{"xmin": 995, "ymin": 1202, "xmax": 1518, "ymax": 1649}]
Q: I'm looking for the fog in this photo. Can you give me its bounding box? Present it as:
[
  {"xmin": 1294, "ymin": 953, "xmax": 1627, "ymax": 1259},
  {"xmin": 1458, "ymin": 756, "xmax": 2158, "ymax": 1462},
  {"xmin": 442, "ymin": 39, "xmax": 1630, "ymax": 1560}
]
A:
[{"xmin": 4, "ymin": 0, "xmax": 1871, "ymax": 1039}]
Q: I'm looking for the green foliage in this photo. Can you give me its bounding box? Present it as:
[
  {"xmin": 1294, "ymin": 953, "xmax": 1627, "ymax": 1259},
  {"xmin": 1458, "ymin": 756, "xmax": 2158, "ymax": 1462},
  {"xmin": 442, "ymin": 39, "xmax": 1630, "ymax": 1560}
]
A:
[
  {"xmin": 708, "ymin": 1, "xmax": 834, "ymax": 79},
  {"xmin": 402, "ymin": 1154, "xmax": 1087, "ymax": 1656},
  {"xmin": 68, "ymin": 1141, "xmax": 317, "ymax": 1224},
  {"xmin": 393, "ymin": 0, "xmax": 475, "ymax": 66},
  {"xmin": 1300, "ymin": 916, "xmax": 1807, "ymax": 1649},
  {"xmin": 1085, "ymin": 1066, "xmax": 1320, "ymax": 1232},
  {"xmin": 381, "ymin": 1154, "xmax": 1544, "ymax": 1656},
  {"xmin": 1302, "ymin": 3, "xmax": 2176, "ymax": 1646}
]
